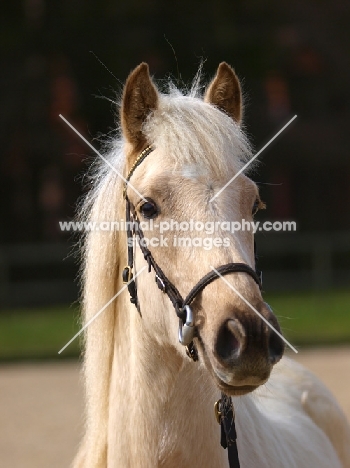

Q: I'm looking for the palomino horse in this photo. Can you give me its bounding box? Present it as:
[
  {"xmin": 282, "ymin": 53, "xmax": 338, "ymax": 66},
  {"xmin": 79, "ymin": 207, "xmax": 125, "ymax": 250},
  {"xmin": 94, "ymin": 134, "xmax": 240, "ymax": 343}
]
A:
[{"xmin": 74, "ymin": 63, "xmax": 350, "ymax": 467}]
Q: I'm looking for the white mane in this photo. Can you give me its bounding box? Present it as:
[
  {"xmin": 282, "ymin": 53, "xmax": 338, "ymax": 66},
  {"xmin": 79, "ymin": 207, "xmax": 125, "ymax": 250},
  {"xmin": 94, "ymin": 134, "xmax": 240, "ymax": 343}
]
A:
[{"xmin": 144, "ymin": 88, "xmax": 253, "ymax": 177}]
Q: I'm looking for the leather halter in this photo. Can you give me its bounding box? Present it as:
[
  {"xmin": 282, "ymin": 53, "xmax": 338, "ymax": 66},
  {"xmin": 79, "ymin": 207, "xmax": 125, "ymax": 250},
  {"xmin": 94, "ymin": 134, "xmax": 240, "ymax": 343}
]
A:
[{"xmin": 122, "ymin": 145, "xmax": 263, "ymax": 468}]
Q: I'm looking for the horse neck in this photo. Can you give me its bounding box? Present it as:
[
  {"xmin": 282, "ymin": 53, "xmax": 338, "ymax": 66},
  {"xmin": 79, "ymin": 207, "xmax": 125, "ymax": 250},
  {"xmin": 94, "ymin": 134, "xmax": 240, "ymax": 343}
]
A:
[
  {"xmin": 107, "ymin": 295, "xmax": 223, "ymax": 467},
  {"xmin": 80, "ymin": 178, "xmax": 223, "ymax": 466}
]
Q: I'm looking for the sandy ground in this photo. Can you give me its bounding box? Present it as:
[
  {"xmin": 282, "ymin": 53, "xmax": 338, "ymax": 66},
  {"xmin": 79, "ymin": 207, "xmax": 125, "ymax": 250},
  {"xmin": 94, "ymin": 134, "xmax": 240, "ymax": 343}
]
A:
[{"xmin": 1, "ymin": 347, "xmax": 349, "ymax": 468}]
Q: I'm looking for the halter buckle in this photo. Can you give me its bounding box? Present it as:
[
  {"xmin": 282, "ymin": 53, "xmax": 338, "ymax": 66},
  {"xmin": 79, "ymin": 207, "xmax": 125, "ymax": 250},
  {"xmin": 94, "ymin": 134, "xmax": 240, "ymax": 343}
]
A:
[
  {"xmin": 178, "ymin": 305, "xmax": 195, "ymax": 346},
  {"xmin": 122, "ymin": 266, "xmax": 133, "ymax": 283}
]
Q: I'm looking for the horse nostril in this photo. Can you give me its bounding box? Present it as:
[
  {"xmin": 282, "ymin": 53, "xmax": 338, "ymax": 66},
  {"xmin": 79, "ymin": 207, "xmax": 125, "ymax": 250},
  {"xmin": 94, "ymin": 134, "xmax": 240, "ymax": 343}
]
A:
[
  {"xmin": 215, "ymin": 319, "xmax": 244, "ymax": 362},
  {"xmin": 268, "ymin": 330, "xmax": 285, "ymax": 365}
]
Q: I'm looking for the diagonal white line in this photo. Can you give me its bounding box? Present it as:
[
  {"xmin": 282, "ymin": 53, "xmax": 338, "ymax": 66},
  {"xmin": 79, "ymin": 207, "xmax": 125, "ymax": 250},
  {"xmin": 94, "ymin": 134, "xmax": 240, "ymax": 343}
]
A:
[
  {"xmin": 59, "ymin": 114, "xmax": 147, "ymax": 202},
  {"xmin": 210, "ymin": 266, "xmax": 298, "ymax": 354},
  {"xmin": 210, "ymin": 115, "xmax": 297, "ymax": 202},
  {"xmin": 58, "ymin": 266, "xmax": 147, "ymax": 354}
]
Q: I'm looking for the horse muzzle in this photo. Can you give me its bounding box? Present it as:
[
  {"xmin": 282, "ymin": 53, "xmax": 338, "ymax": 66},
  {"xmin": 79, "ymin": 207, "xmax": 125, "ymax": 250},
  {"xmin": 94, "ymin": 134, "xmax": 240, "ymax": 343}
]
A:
[{"xmin": 201, "ymin": 302, "xmax": 285, "ymax": 395}]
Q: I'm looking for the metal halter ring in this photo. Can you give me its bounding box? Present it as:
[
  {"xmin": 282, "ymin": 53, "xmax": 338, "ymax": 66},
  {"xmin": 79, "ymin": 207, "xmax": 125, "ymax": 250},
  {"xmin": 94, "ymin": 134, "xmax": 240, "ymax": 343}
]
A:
[
  {"xmin": 178, "ymin": 305, "xmax": 195, "ymax": 346},
  {"xmin": 214, "ymin": 399, "xmax": 222, "ymax": 424}
]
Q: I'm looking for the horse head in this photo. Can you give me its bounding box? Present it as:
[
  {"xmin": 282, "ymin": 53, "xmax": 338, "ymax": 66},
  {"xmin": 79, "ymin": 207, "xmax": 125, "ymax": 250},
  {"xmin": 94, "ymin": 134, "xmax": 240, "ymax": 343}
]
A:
[{"xmin": 120, "ymin": 62, "xmax": 284, "ymax": 397}]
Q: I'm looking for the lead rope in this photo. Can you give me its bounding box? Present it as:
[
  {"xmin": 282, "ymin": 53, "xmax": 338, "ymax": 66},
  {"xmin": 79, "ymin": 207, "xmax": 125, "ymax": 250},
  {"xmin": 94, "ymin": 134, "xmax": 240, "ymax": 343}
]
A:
[{"xmin": 215, "ymin": 393, "xmax": 240, "ymax": 468}]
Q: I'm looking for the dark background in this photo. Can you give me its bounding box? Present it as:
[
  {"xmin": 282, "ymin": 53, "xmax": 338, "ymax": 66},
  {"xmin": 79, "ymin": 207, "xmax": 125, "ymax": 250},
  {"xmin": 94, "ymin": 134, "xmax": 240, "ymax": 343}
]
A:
[{"xmin": 1, "ymin": 0, "xmax": 350, "ymax": 307}]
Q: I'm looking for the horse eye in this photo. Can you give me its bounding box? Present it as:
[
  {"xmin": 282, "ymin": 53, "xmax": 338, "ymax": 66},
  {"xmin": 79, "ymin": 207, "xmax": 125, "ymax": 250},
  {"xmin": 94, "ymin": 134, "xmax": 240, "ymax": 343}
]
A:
[
  {"xmin": 252, "ymin": 198, "xmax": 260, "ymax": 215},
  {"xmin": 140, "ymin": 199, "xmax": 158, "ymax": 219}
]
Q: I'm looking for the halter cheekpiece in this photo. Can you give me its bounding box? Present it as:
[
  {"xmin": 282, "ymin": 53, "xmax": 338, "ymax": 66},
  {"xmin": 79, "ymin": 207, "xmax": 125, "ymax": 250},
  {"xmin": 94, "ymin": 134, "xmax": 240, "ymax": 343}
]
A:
[{"xmin": 122, "ymin": 145, "xmax": 263, "ymax": 468}]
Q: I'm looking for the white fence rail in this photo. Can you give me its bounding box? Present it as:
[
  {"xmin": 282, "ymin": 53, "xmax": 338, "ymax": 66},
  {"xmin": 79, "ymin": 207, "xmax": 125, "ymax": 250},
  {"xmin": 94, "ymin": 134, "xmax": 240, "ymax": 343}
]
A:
[
  {"xmin": 0, "ymin": 232, "xmax": 349, "ymax": 307},
  {"xmin": 0, "ymin": 243, "xmax": 77, "ymax": 308},
  {"xmin": 257, "ymin": 231, "xmax": 350, "ymax": 291}
]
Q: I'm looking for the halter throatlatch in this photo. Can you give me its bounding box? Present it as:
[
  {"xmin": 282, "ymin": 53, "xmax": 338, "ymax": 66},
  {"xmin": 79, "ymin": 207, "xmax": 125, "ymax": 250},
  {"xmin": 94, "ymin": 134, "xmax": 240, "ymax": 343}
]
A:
[{"xmin": 122, "ymin": 145, "xmax": 262, "ymax": 468}]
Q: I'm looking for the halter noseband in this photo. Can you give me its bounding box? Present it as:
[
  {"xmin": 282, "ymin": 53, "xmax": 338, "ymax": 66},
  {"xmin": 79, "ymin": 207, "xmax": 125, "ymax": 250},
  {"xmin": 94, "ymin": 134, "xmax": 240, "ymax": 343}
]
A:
[{"xmin": 122, "ymin": 145, "xmax": 263, "ymax": 468}]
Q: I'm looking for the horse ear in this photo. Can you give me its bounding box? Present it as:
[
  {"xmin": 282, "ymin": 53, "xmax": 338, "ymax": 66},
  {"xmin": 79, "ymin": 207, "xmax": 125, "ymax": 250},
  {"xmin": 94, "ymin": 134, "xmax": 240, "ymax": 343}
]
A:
[
  {"xmin": 121, "ymin": 63, "xmax": 159, "ymax": 150},
  {"xmin": 204, "ymin": 62, "xmax": 242, "ymax": 124}
]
